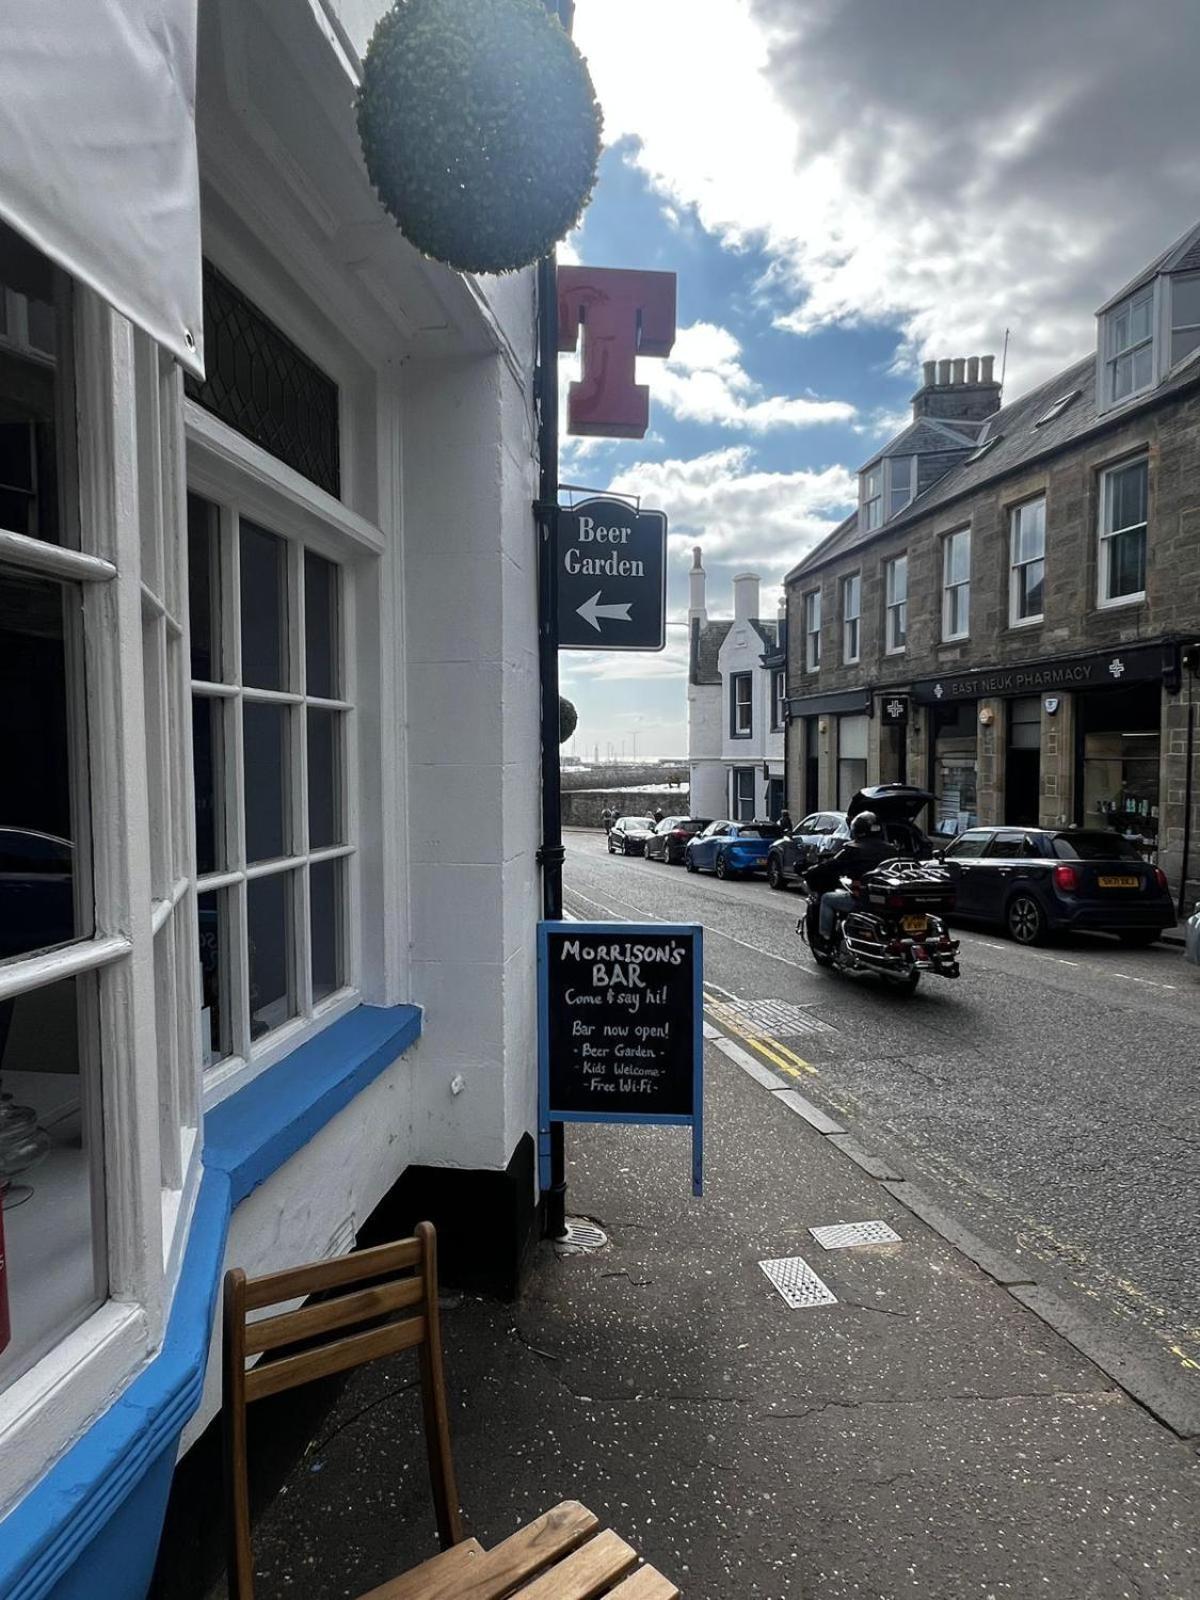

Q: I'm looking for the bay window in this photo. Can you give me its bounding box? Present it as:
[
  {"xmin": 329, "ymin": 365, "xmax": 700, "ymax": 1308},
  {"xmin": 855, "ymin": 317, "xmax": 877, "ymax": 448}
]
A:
[
  {"xmin": 888, "ymin": 456, "xmax": 914, "ymax": 517},
  {"xmin": 1009, "ymin": 497, "xmax": 1046, "ymax": 625},
  {"xmin": 861, "ymin": 464, "xmax": 882, "ymax": 530},
  {"xmin": 942, "ymin": 529, "xmax": 970, "ymax": 641},
  {"xmin": 1098, "ymin": 457, "xmax": 1147, "ymax": 607},
  {"xmin": 1169, "ymin": 273, "xmax": 1200, "ymax": 367},
  {"xmin": 885, "ymin": 555, "xmax": 907, "ymax": 652}
]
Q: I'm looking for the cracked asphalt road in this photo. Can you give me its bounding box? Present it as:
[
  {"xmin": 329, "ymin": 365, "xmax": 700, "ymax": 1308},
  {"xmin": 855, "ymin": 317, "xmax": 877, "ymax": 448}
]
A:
[{"xmin": 563, "ymin": 827, "xmax": 1200, "ymax": 1428}]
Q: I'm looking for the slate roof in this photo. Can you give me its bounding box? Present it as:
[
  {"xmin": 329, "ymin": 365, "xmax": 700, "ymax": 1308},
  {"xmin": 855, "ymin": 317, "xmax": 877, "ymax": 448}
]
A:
[
  {"xmin": 787, "ymin": 343, "xmax": 1200, "ymax": 582},
  {"xmin": 869, "ymin": 415, "xmax": 982, "ymax": 464}
]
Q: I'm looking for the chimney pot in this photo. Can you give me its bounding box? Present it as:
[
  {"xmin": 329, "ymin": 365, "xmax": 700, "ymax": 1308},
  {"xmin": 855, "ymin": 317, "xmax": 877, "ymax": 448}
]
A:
[
  {"xmin": 980, "ymin": 354, "xmax": 995, "ymax": 383},
  {"xmin": 966, "ymin": 356, "xmax": 980, "ymax": 383},
  {"xmin": 922, "ymin": 359, "xmax": 937, "ymax": 386},
  {"xmin": 951, "ymin": 358, "xmax": 966, "ymax": 384},
  {"xmin": 691, "ymin": 545, "xmax": 703, "ymax": 570},
  {"xmin": 937, "ymin": 359, "xmax": 951, "ymax": 385}
]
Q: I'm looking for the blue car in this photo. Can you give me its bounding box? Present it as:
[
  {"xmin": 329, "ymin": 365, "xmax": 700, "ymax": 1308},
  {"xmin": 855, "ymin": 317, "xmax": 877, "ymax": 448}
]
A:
[{"xmin": 685, "ymin": 820, "xmax": 782, "ymax": 880}]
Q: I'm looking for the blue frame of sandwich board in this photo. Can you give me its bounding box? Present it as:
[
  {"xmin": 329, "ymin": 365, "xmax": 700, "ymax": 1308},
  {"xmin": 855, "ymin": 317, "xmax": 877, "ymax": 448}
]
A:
[{"xmin": 537, "ymin": 920, "xmax": 704, "ymax": 1197}]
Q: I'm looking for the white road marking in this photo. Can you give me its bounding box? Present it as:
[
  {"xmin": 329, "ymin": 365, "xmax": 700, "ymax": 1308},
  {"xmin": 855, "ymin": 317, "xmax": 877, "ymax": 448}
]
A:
[{"xmin": 708, "ymin": 1031, "xmax": 786, "ymax": 1090}]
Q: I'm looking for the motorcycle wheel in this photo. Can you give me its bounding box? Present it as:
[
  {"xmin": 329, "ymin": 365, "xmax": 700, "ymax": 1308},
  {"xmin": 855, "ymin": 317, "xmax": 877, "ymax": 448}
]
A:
[
  {"xmin": 889, "ymin": 970, "xmax": 921, "ymax": 995},
  {"xmin": 767, "ymin": 857, "xmax": 785, "ymax": 891}
]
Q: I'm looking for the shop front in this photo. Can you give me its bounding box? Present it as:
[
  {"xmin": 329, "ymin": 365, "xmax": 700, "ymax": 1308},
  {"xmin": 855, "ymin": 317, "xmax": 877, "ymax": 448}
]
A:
[{"xmin": 912, "ymin": 639, "xmax": 1181, "ymax": 856}]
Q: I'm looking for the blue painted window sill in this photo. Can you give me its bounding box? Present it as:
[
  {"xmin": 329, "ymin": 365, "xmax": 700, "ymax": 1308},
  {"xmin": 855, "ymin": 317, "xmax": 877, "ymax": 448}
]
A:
[{"xmin": 2, "ymin": 1002, "xmax": 421, "ymax": 1600}]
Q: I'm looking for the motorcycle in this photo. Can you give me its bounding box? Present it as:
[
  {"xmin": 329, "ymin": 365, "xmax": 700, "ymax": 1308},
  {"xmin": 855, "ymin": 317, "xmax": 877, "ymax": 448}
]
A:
[{"xmin": 798, "ymin": 857, "xmax": 961, "ymax": 994}]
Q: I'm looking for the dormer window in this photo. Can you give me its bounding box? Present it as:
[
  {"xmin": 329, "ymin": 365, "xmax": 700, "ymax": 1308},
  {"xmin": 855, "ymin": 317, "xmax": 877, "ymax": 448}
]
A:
[
  {"xmin": 862, "ymin": 464, "xmax": 883, "ymax": 530},
  {"xmin": 1107, "ymin": 284, "xmax": 1154, "ymax": 403},
  {"xmin": 1170, "ymin": 273, "xmax": 1200, "ymax": 366}
]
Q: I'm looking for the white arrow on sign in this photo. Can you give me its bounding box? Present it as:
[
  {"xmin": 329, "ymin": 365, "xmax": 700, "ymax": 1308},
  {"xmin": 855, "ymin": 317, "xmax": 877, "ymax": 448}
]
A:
[{"xmin": 576, "ymin": 590, "xmax": 633, "ymax": 633}]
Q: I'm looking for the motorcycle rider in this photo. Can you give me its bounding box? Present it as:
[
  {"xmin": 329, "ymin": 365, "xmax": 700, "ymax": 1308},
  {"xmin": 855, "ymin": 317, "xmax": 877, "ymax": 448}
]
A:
[{"xmin": 805, "ymin": 811, "xmax": 901, "ymax": 944}]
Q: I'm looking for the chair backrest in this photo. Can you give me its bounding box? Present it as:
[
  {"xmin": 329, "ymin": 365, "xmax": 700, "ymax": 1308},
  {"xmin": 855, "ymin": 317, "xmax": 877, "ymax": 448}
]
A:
[{"xmin": 222, "ymin": 1220, "xmax": 463, "ymax": 1600}]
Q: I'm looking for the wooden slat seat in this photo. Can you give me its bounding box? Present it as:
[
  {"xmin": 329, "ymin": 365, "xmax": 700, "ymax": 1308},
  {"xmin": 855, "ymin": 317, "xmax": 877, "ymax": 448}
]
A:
[{"xmin": 222, "ymin": 1228, "xmax": 682, "ymax": 1599}]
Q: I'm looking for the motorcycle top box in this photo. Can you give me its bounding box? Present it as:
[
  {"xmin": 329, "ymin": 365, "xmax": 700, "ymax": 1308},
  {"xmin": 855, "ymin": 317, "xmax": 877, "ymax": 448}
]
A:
[{"xmin": 861, "ymin": 860, "xmax": 957, "ymax": 919}]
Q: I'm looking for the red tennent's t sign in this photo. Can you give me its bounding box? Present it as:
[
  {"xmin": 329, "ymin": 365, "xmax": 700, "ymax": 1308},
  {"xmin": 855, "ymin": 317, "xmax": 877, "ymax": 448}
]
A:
[{"xmin": 557, "ymin": 266, "xmax": 677, "ymax": 438}]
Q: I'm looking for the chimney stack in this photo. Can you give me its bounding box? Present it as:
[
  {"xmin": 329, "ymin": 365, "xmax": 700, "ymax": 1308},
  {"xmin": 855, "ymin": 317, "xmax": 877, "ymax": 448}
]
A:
[
  {"xmin": 732, "ymin": 572, "xmax": 760, "ymax": 624},
  {"xmin": 688, "ymin": 545, "xmax": 707, "ymax": 627},
  {"xmin": 911, "ymin": 352, "xmax": 1002, "ymax": 425}
]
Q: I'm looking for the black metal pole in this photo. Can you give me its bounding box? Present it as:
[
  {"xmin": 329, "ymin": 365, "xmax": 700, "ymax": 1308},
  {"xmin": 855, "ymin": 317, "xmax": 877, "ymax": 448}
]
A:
[
  {"xmin": 535, "ymin": 236, "xmax": 567, "ymax": 1244},
  {"xmin": 1178, "ymin": 695, "xmax": 1195, "ymax": 918}
]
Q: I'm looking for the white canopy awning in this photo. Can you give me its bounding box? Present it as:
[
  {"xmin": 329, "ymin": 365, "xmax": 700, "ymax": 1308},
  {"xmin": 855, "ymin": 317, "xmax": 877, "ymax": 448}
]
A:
[{"xmin": 0, "ymin": 0, "xmax": 203, "ymax": 376}]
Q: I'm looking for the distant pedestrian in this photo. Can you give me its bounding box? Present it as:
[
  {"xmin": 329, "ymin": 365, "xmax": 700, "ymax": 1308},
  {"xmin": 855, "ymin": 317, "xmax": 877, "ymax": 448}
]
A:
[
  {"xmin": 601, "ymin": 805, "xmax": 615, "ymax": 833},
  {"xmin": 653, "ymin": 807, "xmax": 664, "ymax": 824},
  {"xmin": 779, "ymin": 809, "xmax": 793, "ymax": 835}
]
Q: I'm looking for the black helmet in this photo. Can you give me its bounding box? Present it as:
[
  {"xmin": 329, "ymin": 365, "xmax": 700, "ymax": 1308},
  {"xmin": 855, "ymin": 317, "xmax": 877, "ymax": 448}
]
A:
[{"xmin": 851, "ymin": 810, "xmax": 881, "ymax": 839}]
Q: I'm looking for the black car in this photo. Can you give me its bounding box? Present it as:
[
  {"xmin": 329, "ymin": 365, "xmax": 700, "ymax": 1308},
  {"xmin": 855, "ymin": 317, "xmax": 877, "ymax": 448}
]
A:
[
  {"xmin": 607, "ymin": 815, "xmax": 656, "ymax": 856},
  {"xmin": 644, "ymin": 815, "xmax": 712, "ymax": 864},
  {"xmin": 941, "ymin": 826, "xmax": 1176, "ymax": 945},
  {"xmin": 766, "ymin": 785, "xmax": 932, "ymax": 891}
]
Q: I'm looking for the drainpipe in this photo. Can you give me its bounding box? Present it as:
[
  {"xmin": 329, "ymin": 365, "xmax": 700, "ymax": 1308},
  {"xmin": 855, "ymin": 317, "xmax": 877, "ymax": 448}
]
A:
[{"xmin": 1179, "ymin": 645, "xmax": 1199, "ymax": 916}]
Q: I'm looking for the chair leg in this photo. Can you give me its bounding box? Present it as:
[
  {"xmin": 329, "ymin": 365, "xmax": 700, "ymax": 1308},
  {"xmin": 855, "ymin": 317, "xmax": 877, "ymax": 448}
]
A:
[{"xmin": 416, "ymin": 1222, "xmax": 464, "ymax": 1548}]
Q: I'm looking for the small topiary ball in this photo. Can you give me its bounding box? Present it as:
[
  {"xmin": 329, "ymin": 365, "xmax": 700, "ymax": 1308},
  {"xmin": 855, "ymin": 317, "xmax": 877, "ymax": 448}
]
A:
[
  {"xmin": 559, "ymin": 694, "xmax": 578, "ymax": 744},
  {"xmin": 357, "ymin": 0, "xmax": 603, "ymax": 274}
]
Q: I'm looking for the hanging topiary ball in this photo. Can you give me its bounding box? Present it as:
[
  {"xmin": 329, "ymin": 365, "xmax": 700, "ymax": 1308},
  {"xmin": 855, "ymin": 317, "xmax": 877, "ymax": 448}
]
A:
[
  {"xmin": 356, "ymin": 0, "xmax": 603, "ymax": 274},
  {"xmin": 559, "ymin": 694, "xmax": 578, "ymax": 744}
]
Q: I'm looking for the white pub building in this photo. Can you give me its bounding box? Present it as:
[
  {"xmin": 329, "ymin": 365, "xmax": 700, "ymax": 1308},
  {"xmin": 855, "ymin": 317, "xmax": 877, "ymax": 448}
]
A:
[{"xmin": 0, "ymin": 3, "xmax": 546, "ymax": 1595}]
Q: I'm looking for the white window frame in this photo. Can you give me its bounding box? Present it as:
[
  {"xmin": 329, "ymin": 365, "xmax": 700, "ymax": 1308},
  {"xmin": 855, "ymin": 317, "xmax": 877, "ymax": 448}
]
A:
[
  {"xmin": 1008, "ymin": 496, "xmax": 1046, "ymax": 628},
  {"xmin": 185, "ymin": 405, "xmax": 382, "ymax": 1102},
  {"xmin": 1104, "ymin": 284, "xmax": 1156, "ymax": 406},
  {"xmin": 886, "ymin": 456, "xmax": 914, "ymax": 518},
  {"xmin": 0, "ymin": 290, "xmax": 184, "ymax": 1507},
  {"xmin": 1169, "ymin": 272, "xmax": 1200, "ymax": 368},
  {"xmin": 942, "ymin": 529, "xmax": 971, "ymax": 642},
  {"xmin": 803, "ymin": 589, "xmax": 821, "ymax": 672},
  {"xmin": 1096, "ymin": 456, "xmax": 1148, "ymax": 610},
  {"xmin": 884, "ymin": 554, "xmax": 907, "ymax": 654},
  {"xmin": 770, "ymin": 668, "xmax": 786, "ymax": 732},
  {"xmin": 861, "ymin": 464, "xmax": 883, "ymax": 530},
  {"xmin": 841, "ymin": 572, "xmax": 861, "ymax": 665}
]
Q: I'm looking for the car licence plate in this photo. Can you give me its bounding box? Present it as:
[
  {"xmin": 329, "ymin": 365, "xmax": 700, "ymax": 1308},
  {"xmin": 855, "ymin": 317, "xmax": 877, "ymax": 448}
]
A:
[
  {"xmin": 1098, "ymin": 875, "xmax": 1139, "ymax": 888},
  {"xmin": 901, "ymin": 915, "xmax": 928, "ymax": 933}
]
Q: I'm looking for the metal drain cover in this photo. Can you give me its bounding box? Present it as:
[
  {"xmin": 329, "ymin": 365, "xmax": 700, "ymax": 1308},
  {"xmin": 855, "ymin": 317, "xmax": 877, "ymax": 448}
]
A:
[
  {"xmin": 557, "ymin": 1218, "xmax": 609, "ymax": 1252},
  {"xmin": 714, "ymin": 997, "xmax": 836, "ymax": 1038},
  {"xmin": 759, "ymin": 1254, "xmax": 837, "ymax": 1308},
  {"xmin": 810, "ymin": 1220, "xmax": 902, "ymax": 1251}
]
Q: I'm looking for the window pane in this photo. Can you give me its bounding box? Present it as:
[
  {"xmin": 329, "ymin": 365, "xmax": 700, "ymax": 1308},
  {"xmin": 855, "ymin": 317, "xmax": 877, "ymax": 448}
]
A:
[
  {"xmin": 1171, "ymin": 325, "xmax": 1200, "ymax": 365},
  {"xmin": 1111, "ymin": 351, "xmax": 1133, "ymax": 400},
  {"xmin": 305, "ymin": 551, "xmax": 338, "ymax": 699},
  {"xmin": 243, "ymin": 701, "xmax": 289, "ymax": 863},
  {"xmin": 197, "ymin": 889, "xmax": 230, "ymax": 1067},
  {"xmin": 310, "ymin": 857, "xmax": 343, "ymax": 1003},
  {"xmin": 1109, "ymin": 527, "xmax": 1146, "ymax": 598},
  {"xmin": 192, "ymin": 695, "xmax": 223, "ymax": 876},
  {"xmin": 0, "ymin": 570, "xmax": 89, "ymax": 959},
  {"xmin": 240, "ymin": 521, "xmax": 286, "ymax": 690},
  {"xmin": 1131, "ymin": 342, "xmax": 1153, "ymax": 392},
  {"xmin": 0, "ymin": 974, "xmax": 105, "ymax": 1389},
  {"xmin": 1129, "ymin": 292, "xmax": 1152, "ymax": 345},
  {"xmin": 1107, "ymin": 462, "xmax": 1147, "ymax": 533},
  {"xmin": 887, "ymin": 557, "xmax": 907, "ymax": 605},
  {"xmin": 187, "ymin": 493, "xmax": 221, "ymax": 682},
  {"xmin": 945, "ymin": 532, "xmax": 970, "ymax": 584},
  {"xmin": 307, "ymin": 708, "xmax": 343, "ymax": 848},
  {"xmin": 1172, "ymin": 273, "xmax": 1200, "ymax": 327},
  {"xmin": 1020, "ymin": 560, "xmax": 1045, "ymax": 618},
  {"xmin": 0, "ymin": 222, "xmax": 67, "ymax": 546},
  {"xmin": 248, "ymin": 871, "xmax": 295, "ymax": 1039}
]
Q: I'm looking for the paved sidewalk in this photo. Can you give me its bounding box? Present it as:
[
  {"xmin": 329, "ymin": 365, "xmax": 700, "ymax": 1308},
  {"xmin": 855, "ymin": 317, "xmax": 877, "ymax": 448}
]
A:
[{"xmin": 189, "ymin": 1034, "xmax": 1200, "ymax": 1600}]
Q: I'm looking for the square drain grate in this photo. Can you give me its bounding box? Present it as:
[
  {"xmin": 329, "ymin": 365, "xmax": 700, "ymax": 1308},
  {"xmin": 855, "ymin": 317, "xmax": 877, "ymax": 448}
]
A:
[
  {"xmin": 759, "ymin": 1254, "xmax": 837, "ymax": 1308},
  {"xmin": 809, "ymin": 1220, "xmax": 902, "ymax": 1250}
]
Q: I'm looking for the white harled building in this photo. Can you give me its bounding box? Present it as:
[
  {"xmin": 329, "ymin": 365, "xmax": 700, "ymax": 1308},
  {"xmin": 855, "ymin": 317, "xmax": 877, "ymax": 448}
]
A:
[{"xmin": 686, "ymin": 549, "xmax": 786, "ymax": 823}]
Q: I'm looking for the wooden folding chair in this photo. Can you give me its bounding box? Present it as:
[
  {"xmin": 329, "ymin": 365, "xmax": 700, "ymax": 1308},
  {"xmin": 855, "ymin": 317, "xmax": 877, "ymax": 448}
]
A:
[{"xmin": 223, "ymin": 1222, "xmax": 680, "ymax": 1599}]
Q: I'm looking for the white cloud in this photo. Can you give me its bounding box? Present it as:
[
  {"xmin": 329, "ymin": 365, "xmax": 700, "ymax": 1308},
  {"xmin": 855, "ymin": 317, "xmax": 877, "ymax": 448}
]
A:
[
  {"xmin": 573, "ymin": 0, "xmax": 1200, "ymax": 394},
  {"xmin": 650, "ymin": 321, "xmax": 855, "ymax": 430}
]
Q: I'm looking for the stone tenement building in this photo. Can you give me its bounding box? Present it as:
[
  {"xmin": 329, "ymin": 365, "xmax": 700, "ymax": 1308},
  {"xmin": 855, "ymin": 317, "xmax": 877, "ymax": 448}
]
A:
[{"xmin": 783, "ymin": 220, "xmax": 1200, "ymax": 905}]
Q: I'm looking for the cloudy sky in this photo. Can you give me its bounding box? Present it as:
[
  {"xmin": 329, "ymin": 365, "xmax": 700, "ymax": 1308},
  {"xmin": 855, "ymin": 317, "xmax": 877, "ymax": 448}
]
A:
[{"xmin": 556, "ymin": 0, "xmax": 1199, "ymax": 761}]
